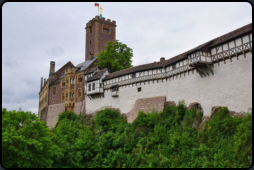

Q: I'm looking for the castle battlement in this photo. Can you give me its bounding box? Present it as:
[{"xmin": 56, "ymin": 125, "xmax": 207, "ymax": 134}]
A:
[{"xmin": 85, "ymin": 16, "xmax": 116, "ymax": 29}]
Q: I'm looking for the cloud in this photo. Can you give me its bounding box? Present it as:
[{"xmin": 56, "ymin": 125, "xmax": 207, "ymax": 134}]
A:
[{"xmin": 2, "ymin": 2, "xmax": 252, "ymax": 114}]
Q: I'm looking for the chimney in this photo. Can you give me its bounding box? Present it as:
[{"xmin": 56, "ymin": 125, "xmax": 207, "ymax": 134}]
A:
[
  {"xmin": 160, "ymin": 57, "xmax": 165, "ymax": 62},
  {"xmin": 41, "ymin": 77, "xmax": 43, "ymax": 90},
  {"xmin": 50, "ymin": 61, "xmax": 55, "ymax": 73},
  {"xmin": 44, "ymin": 78, "xmax": 46, "ymax": 86}
]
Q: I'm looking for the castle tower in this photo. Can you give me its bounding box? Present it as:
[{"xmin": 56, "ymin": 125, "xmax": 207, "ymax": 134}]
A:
[{"xmin": 85, "ymin": 16, "xmax": 117, "ymax": 61}]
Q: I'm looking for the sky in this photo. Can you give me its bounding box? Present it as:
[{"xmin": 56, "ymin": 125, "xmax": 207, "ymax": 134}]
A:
[{"xmin": 2, "ymin": 2, "xmax": 252, "ymax": 115}]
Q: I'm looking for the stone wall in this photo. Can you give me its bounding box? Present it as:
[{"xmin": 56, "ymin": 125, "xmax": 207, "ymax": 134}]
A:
[
  {"xmin": 86, "ymin": 52, "xmax": 252, "ymax": 122},
  {"xmin": 73, "ymin": 101, "xmax": 86, "ymax": 116},
  {"xmin": 40, "ymin": 106, "xmax": 48, "ymax": 121},
  {"xmin": 46, "ymin": 103, "xmax": 65, "ymax": 128},
  {"xmin": 126, "ymin": 96, "xmax": 166, "ymax": 123}
]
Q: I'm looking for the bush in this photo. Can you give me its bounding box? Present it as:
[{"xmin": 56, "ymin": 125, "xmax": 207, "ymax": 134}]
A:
[{"xmin": 3, "ymin": 105, "xmax": 252, "ymax": 168}]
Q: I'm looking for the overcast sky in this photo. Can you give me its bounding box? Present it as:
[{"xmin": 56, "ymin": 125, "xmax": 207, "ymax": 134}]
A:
[{"xmin": 2, "ymin": 2, "xmax": 252, "ymax": 115}]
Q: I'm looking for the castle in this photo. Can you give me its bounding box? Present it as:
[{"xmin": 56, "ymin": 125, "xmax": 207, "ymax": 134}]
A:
[{"xmin": 38, "ymin": 15, "xmax": 252, "ymax": 128}]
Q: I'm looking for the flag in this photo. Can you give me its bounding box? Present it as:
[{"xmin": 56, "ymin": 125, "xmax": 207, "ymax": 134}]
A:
[{"xmin": 94, "ymin": 3, "xmax": 99, "ymax": 7}]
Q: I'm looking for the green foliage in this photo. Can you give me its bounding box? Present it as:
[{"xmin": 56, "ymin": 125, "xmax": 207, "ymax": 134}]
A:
[
  {"xmin": 95, "ymin": 108, "xmax": 127, "ymax": 133},
  {"xmin": 94, "ymin": 40, "xmax": 133, "ymax": 73},
  {"xmin": 2, "ymin": 108, "xmax": 63, "ymax": 168},
  {"xmin": 2, "ymin": 104, "xmax": 252, "ymax": 168}
]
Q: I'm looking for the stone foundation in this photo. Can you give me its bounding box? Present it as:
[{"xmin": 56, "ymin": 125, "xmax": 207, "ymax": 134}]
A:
[
  {"xmin": 126, "ymin": 96, "xmax": 166, "ymax": 123},
  {"xmin": 46, "ymin": 103, "xmax": 65, "ymax": 128}
]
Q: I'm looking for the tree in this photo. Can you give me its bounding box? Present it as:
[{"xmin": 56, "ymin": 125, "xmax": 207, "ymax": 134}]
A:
[
  {"xmin": 2, "ymin": 108, "xmax": 63, "ymax": 168},
  {"xmin": 95, "ymin": 40, "xmax": 133, "ymax": 73}
]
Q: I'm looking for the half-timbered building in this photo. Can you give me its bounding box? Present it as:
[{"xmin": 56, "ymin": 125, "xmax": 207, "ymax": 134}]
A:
[{"xmin": 85, "ymin": 23, "xmax": 252, "ymax": 123}]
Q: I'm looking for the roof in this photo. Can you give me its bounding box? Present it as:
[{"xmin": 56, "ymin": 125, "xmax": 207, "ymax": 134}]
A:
[
  {"xmin": 55, "ymin": 61, "xmax": 74, "ymax": 75},
  {"xmin": 76, "ymin": 57, "xmax": 97, "ymax": 72},
  {"xmin": 86, "ymin": 69, "xmax": 107, "ymax": 82},
  {"xmin": 49, "ymin": 79, "xmax": 60, "ymax": 86},
  {"xmin": 104, "ymin": 23, "xmax": 252, "ymax": 81},
  {"xmin": 84, "ymin": 66, "xmax": 98, "ymax": 75},
  {"xmin": 210, "ymin": 23, "xmax": 252, "ymax": 47},
  {"xmin": 60, "ymin": 75, "xmax": 65, "ymax": 79}
]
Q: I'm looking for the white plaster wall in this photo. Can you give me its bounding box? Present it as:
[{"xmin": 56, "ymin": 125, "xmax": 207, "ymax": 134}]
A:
[{"xmin": 86, "ymin": 52, "xmax": 252, "ymax": 117}]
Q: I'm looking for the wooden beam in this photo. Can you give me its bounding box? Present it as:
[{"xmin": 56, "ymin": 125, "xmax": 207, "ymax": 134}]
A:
[
  {"xmin": 202, "ymin": 65, "xmax": 209, "ymax": 76},
  {"xmin": 206, "ymin": 64, "xmax": 214, "ymax": 75},
  {"xmin": 195, "ymin": 68, "xmax": 203, "ymax": 78}
]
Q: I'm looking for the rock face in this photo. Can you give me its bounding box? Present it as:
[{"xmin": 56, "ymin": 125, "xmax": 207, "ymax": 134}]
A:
[
  {"xmin": 229, "ymin": 111, "xmax": 245, "ymax": 117},
  {"xmin": 198, "ymin": 106, "xmax": 247, "ymax": 132},
  {"xmin": 165, "ymin": 101, "xmax": 176, "ymax": 107},
  {"xmin": 126, "ymin": 96, "xmax": 166, "ymax": 123},
  {"xmin": 198, "ymin": 115, "xmax": 210, "ymax": 132},
  {"xmin": 187, "ymin": 102, "xmax": 203, "ymax": 128}
]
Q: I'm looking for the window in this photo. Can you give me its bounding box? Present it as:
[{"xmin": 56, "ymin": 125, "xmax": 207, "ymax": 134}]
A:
[
  {"xmin": 103, "ymin": 27, "xmax": 109, "ymax": 33},
  {"xmin": 66, "ymin": 93, "xmax": 68, "ymax": 98},
  {"xmin": 100, "ymin": 83, "xmax": 102, "ymax": 88},
  {"xmin": 87, "ymin": 76, "xmax": 89, "ymax": 80},
  {"xmin": 172, "ymin": 64, "xmax": 176, "ymax": 70},
  {"xmin": 73, "ymin": 79, "xmax": 75, "ymax": 84},
  {"xmin": 89, "ymin": 84, "xmax": 91, "ymax": 91},
  {"xmin": 53, "ymin": 87, "xmax": 56, "ymax": 95},
  {"xmin": 61, "ymin": 93, "xmax": 64, "ymax": 100},
  {"xmin": 70, "ymin": 92, "xmax": 72, "ymax": 98},
  {"xmin": 137, "ymin": 87, "xmax": 141, "ymax": 92},
  {"xmin": 70, "ymin": 79, "xmax": 72, "ymax": 84},
  {"xmin": 112, "ymin": 87, "xmax": 118, "ymax": 92},
  {"xmin": 93, "ymin": 83, "xmax": 95, "ymax": 90},
  {"xmin": 89, "ymin": 26, "xmax": 92, "ymax": 34},
  {"xmin": 89, "ymin": 39, "xmax": 92, "ymax": 45},
  {"xmin": 73, "ymin": 92, "xmax": 75, "ymax": 98},
  {"xmin": 78, "ymin": 89, "xmax": 82, "ymax": 97},
  {"xmin": 78, "ymin": 76, "xmax": 83, "ymax": 82},
  {"xmin": 132, "ymin": 73, "xmax": 136, "ymax": 78},
  {"xmin": 62, "ymin": 81, "xmax": 65, "ymax": 87}
]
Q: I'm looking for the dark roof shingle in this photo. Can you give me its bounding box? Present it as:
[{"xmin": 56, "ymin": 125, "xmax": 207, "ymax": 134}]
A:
[
  {"xmin": 76, "ymin": 57, "xmax": 97, "ymax": 72},
  {"xmin": 84, "ymin": 66, "xmax": 98, "ymax": 75},
  {"xmin": 86, "ymin": 69, "xmax": 107, "ymax": 82}
]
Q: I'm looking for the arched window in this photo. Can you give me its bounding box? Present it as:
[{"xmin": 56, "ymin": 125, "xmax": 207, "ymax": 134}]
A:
[
  {"xmin": 78, "ymin": 89, "xmax": 82, "ymax": 97},
  {"xmin": 70, "ymin": 79, "xmax": 72, "ymax": 84},
  {"xmin": 66, "ymin": 93, "xmax": 68, "ymax": 98},
  {"xmin": 62, "ymin": 93, "xmax": 65, "ymax": 100},
  {"xmin": 70, "ymin": 92, "xmax": 72, "ymax": 98},
  {"xmin": 78, "ymin": 76, "xmax": 83, "ymax": 82},
  {"xmin": 73, "ymin": 79, "xmax": 75, "ymax": 84},
  {"xmin": 73, "ymin": 92, "xmax": 75, "ymax": 98}
]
